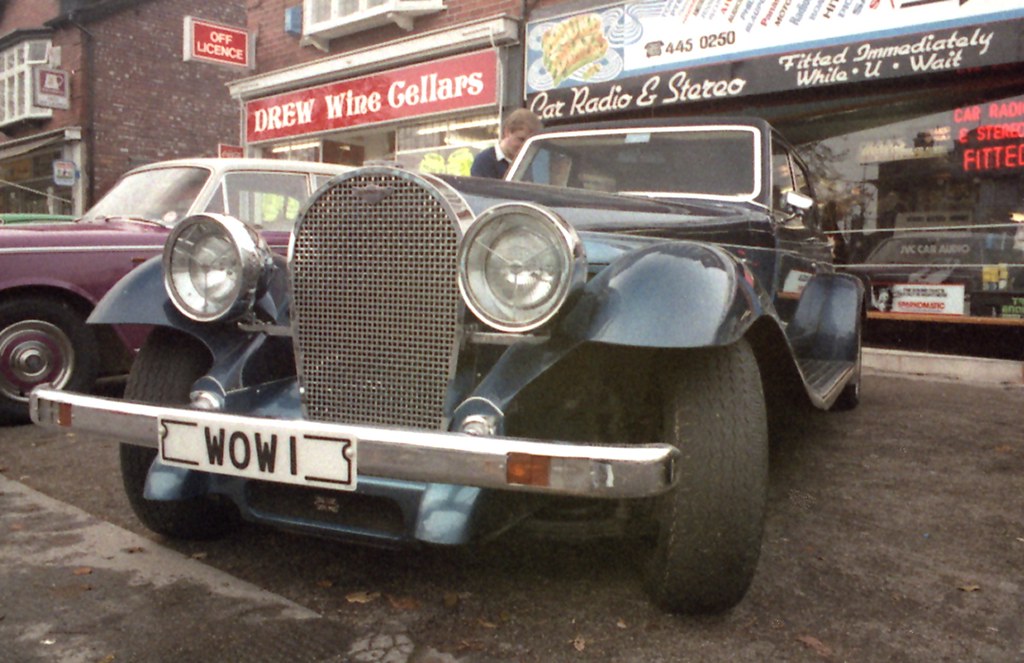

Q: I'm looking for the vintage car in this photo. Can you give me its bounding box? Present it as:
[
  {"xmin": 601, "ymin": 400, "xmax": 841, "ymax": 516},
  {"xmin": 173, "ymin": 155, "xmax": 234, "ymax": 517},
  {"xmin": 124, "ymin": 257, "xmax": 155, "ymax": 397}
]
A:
[
  {"xmin": 31, "ymin": 117, "xmax": 863, "ymax": 614},
  {"xmin": 0, "ymin": 158, "xmax": 350, "ymax": 423},
  {"xmin": 840, "ymin": 230, "xmax": 1024, "ymax": 321}
]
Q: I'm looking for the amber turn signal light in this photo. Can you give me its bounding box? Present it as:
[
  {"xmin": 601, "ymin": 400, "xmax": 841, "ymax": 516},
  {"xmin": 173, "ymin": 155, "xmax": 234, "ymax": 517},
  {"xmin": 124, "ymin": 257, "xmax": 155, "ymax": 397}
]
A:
[{"xmin": 506, "ymin": 452, "xmax": 552, "ymax": 487}]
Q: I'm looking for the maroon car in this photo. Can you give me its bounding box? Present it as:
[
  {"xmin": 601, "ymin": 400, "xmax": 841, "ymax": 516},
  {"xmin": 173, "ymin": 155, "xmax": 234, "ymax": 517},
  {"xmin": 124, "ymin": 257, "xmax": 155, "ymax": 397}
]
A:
[{"xmin": 0, "ymin": 157, "xmax": 349, "ymax": 423}]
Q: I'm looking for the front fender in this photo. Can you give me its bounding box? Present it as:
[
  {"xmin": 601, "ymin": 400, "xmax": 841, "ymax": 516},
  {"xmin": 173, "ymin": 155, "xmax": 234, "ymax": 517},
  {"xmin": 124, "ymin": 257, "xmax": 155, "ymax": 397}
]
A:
[
  {"xmin": 559, "ymin": 242, "xmax": 772, "ymax": 347},
  {"xmin": 89, "ymin": 256, "xmax": 183, "ymax": 327},
  {"xmin": 90, "ymin": 254, "xmax": 292, "ymax": 333}
]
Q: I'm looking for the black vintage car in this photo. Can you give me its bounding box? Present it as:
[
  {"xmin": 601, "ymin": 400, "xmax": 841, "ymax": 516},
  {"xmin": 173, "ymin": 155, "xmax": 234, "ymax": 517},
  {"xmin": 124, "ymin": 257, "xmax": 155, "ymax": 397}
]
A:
[{"xmin": 31, "ymin": 117, "xmax": 863, "ymax": 614}]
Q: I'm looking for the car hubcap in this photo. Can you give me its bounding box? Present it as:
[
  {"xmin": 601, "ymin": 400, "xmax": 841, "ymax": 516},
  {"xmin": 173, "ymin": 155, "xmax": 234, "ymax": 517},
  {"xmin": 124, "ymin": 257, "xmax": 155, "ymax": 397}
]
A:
[{"xmin": 0, "ymin": 320, "xmax": 75, "ymax": 402}]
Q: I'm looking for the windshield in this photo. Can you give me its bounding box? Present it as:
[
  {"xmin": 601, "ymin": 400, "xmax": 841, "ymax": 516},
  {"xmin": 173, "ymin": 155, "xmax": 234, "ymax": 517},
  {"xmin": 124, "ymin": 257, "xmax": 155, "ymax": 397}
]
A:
[
  {"xmin": 82, "ymin": 167, "xmax": 211, "ymax": 225},
  {"xmin": 509, "ymin": 127, "xmax": 760, "ymax": 201}
]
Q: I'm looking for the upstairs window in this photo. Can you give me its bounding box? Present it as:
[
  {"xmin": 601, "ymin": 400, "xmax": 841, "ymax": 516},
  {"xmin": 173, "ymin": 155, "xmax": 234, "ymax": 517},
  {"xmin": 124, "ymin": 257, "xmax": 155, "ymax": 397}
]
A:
[
  {"xmin": 0, "ymin": 40, "xmax": 52, "ymax": 127},
  {"xmin": 302, "ymin": 0, "xmax": 445, "ymax": 48}
]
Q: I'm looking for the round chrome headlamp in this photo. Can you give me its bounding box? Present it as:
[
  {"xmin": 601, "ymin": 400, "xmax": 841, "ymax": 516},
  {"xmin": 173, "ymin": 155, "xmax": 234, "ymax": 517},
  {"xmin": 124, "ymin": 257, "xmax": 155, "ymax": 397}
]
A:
[
  {"xmin": 163, "ymin": 213, "xmax": 270, "ymax": 323},
  {"xmin": 458, "ymin": 203, "xmax": 585, "ymax": 332}
]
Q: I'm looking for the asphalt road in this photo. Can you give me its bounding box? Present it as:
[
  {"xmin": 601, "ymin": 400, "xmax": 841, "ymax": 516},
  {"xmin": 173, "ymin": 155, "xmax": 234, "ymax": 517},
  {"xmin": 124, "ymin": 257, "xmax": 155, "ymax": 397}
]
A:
[{"xmin": 1, "ymin": 371, "xmax": 1022, "ymax": 662}]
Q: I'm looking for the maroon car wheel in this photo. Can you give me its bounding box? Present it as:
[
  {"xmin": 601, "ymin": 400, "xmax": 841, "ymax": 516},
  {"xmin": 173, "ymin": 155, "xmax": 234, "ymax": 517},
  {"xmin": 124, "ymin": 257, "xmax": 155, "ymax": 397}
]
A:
[{"xmin": 0, "ymin": 298, "xmax": 98, "ymax": 424}]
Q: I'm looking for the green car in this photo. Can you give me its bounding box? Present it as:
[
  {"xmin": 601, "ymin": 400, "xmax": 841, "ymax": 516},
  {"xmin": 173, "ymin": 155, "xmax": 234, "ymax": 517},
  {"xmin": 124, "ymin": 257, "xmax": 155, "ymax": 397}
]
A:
[{"xmin": 0, "ymin": 213, "xmax": 75, "ymax": 226}]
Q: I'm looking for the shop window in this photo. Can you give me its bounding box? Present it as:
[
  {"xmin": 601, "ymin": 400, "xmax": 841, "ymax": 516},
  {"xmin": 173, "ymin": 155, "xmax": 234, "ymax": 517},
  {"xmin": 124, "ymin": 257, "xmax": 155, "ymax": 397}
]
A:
[
  {"xmin": 0, "ymin": 145, "xmax": 71, "ymax": 214},
  {"xmin": 394, "ymin": 113, "xmax": 497, "ymax": 176},
  {"xmin": 800, "ymin": 93, "xmax": 1024, "ymax": 258},
  {"xmin": 302, "ymin": 0, "xmax": 445, "ymax": 47},
  {"xmin": 0, "ymin": 39, "xmax": 53, "ymax": 127}
]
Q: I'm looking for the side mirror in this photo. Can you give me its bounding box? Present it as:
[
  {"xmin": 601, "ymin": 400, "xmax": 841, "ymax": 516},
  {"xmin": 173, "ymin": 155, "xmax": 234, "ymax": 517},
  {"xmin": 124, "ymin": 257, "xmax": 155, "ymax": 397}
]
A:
[
  {"xmin": 784, "ymin": 190, "xmax": 814, "ymax": 212},
  {"xmin": 778, "ymin": 191, "xmax": 814, "ymax": 229}
]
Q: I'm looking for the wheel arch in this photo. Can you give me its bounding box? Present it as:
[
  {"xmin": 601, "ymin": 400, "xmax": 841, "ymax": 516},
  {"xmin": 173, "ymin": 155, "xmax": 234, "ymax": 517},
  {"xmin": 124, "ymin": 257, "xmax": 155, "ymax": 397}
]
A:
[{"xmin": 558, "ymin": 241, "xmax": 773, "ymax": 348}]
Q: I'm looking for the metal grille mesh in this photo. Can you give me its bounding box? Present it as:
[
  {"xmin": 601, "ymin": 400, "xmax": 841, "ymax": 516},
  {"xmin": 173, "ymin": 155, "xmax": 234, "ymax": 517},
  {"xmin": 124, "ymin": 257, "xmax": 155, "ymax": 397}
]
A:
[{"xmin": 290, "ymin": 172, "xmax": 461, "ymax": 429}]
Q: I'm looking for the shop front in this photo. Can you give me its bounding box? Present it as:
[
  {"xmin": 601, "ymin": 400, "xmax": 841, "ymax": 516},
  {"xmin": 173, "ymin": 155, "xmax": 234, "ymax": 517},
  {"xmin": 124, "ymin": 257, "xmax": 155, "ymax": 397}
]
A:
[
  {"xmin": 228, "ymin": 17, "xmax": 519, "ymax": 179},
  {"xmin": 0, "ymin": 128, "xmax": 83, "ymax": 217},
  {"xmin": 523, "ymin": 1, "xmax": 1024, "ymax": 339}
]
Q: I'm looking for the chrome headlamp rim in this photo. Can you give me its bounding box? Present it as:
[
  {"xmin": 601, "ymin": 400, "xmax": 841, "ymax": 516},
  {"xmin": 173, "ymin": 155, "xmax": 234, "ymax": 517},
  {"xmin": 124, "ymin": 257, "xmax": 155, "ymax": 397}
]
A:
[
  {"xmin": 458, "ymin": 202, "xmax": 585, "ymax": 333},
  {"xmin": 162, "ymin": 213, "xmax": 269, "ymax": 323}
]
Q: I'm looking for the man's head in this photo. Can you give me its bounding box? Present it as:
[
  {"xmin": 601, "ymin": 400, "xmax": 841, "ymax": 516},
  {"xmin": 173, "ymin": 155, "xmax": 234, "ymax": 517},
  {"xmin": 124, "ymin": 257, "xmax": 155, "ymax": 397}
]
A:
[{"xmin": 498, "ymin": 108, "xmax": 542, "ymax": 162}]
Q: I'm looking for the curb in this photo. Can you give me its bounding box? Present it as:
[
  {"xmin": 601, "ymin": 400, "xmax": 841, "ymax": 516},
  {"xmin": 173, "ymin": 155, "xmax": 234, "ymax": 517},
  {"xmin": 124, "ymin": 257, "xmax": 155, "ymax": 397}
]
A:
[{"xmin": 863, "ymin": 347, "xmax": 1024, "ymax": 385}]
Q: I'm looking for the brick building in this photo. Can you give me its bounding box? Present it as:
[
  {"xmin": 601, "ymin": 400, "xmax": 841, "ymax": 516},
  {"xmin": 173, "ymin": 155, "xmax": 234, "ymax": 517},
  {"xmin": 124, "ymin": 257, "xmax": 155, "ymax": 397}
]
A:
[{"xmin": 0, "ymin": 0, "xmax": 246, "ymax": 215}]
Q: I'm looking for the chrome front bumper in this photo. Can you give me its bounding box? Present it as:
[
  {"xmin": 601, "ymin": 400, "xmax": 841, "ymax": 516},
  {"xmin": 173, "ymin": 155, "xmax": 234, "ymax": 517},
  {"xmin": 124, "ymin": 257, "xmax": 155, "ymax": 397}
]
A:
[{"xmin": 30, "ymin": 388, "xmax": 678, "ymax": 499}]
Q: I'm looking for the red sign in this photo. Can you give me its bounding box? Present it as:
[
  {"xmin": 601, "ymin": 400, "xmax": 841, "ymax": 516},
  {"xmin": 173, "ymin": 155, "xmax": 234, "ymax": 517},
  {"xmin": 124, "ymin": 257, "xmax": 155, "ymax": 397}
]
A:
[
  {"xmin": 954, "ymin": 98, "xmax": 1024, "ymax": 173},
  {"xmin": 218, "ymin": 143, "xmax": 245, "ymax": 158},
  {"xmin": 245, "ymin": 50, "xmax": 498, "ymax": 144},
  {"xmin": 185, "ymin": 16, "xmax": 250, "ymax": 69}
]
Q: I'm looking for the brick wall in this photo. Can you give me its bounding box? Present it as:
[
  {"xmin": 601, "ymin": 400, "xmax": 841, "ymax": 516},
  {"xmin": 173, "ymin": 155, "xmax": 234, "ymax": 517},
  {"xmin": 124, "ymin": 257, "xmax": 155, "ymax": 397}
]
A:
[
  {"xmin": 0, "ymin": 0, "xmax": 60, "ymax": 36},
  {"xmin": 87, "ymin": 0, "xmax": 247, "ymax": 200},
  {"xmin": 246, "ymin": 0, "xmax": 525, "ymax": 74}
]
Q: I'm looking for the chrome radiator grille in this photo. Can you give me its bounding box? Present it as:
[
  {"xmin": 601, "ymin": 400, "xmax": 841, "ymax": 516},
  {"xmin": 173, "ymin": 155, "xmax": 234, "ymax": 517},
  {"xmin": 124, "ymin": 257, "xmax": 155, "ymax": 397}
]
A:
[{"xmin": 290, "ymin": 171, "xmax": 462, "ymax": 429}]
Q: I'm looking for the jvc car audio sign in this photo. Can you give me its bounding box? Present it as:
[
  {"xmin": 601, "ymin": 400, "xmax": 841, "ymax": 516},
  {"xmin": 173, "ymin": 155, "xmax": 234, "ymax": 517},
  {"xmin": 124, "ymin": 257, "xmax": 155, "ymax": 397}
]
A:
[
  {"xmin": 184, "ymin": 16, "xmax": 252, "ymax": 69},
  {"xmin": 244, "ymin": 50, "xmax": 498, "ymax": 143}
]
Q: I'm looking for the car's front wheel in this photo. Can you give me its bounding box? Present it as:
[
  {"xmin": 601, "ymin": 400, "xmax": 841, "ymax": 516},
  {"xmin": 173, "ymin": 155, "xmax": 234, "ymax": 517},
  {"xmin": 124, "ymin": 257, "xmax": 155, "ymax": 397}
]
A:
[
  {"xmin": 0, "ymin": 297, "xmax": 98, "ymax": 425},
  {"xmin": 642, "ymin": 339, "xmax": 769, "ymax": 614},
  {"xmin": 119, "ymin": 327, "xmax": 238, "ymax": 539}
]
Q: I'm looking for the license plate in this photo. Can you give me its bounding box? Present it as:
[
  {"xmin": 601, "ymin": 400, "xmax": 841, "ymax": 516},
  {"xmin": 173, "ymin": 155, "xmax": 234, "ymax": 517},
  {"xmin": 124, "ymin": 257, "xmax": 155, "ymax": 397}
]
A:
[{"xmin": 159, "ymin": 417, "xmax": 356, "ymax": 490}]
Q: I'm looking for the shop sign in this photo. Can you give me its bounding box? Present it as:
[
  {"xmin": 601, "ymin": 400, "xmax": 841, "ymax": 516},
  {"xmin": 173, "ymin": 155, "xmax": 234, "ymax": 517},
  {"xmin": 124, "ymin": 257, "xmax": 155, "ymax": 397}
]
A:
[
  {"xmin": 952, "ymin": 99, "xmax": 1024, "ymax": 174},
  {"xmin": 218, "ymin": 143, "xmax": 245, "ymax": 158},
  {"xmin": 52, "ymin": 159, "xmax": 76, "ymax": 186},
  {"xmin": 524, "ymin": 1, "xmax": 1024, "ymax": 121},
  {"xmin": 184, "ymin": 16, "xmax": 251, "ymax": 69},
  {"xmin": 34, "ymin": 68, "xmax": 70, "ymax": 110},
  {"xmin": 871, "ymin": 283, "xmax": 965, "ymax": 316},
  {"xmin": 245, "ymin": 50, "xmax": 498, "ymax": 144}
]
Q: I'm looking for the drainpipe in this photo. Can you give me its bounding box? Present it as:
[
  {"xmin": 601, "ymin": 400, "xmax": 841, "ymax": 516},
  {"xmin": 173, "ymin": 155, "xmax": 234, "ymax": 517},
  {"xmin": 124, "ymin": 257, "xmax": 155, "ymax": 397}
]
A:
[{"xmin": 67, "ymin": 14, "xmax": 96, "ymax": 208}]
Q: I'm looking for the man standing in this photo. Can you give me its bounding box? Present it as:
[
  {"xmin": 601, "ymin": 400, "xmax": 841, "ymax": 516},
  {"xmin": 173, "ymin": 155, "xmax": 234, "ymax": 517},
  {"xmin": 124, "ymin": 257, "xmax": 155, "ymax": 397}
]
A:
[{"xmin": 471, "ymin": 109, "xmax": 542, "ymax": 179}]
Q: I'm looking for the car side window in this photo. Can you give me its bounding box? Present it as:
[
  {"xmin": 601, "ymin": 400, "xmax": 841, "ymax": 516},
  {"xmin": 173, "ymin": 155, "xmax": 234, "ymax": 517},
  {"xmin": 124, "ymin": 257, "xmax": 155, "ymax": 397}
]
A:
[
  {"xmin": 771, "ymin": 145, "xmax": 794, "ymax": 211},
  {"xmin": 214, "ymin": 172, "xmax": 309, "ymax": 231}
]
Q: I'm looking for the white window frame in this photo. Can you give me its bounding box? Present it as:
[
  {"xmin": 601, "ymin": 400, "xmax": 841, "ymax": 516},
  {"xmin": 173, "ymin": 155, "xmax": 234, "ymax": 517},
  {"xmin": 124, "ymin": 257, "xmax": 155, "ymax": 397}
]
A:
[
  {"xmin": 302, "ymin": 0, "xmax": 445, "ymax": 50},
  {"xmin": 0, "ymin": 39, "xmax": 53, "ymax": 127}
]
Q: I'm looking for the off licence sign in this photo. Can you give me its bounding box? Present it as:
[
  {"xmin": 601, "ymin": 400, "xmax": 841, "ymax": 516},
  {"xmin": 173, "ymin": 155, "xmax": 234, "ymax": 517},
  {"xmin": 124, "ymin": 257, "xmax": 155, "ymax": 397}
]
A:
[
  {"xmin": 160, "ymin": 416, "xmax": 356, "ymax": 489},
  {"xmin": 184, "ymin": 16, "xmax": 251, "ymax": 69}
]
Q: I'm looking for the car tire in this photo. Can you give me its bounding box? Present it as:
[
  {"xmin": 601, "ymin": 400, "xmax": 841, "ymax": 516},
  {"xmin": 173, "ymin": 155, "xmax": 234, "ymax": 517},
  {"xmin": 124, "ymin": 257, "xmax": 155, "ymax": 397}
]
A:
[
  {"xmin": 642, "ymin": 339, "xmax": 769, "ymax": 614},
  {"xmin": 0, "ymin": 297, "xmax": 99, "ymax": 425},
  {"xmin": 119, "ymin": 327, "xmax": 238, "ymax": 540}
]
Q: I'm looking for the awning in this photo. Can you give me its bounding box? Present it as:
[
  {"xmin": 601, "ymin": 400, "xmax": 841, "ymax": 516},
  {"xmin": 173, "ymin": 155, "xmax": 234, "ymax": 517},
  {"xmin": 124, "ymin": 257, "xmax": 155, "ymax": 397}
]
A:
[{"xmin": 0, "ymin": 128, "xmax": 75, "ymax": 161}]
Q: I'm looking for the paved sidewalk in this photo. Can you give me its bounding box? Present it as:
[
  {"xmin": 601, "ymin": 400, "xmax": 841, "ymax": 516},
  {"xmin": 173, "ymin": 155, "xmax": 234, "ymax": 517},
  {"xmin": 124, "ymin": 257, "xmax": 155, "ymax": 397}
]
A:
[
  {"xmin": 864, "ymin": 347, "xmax": 1024, "ymax": 385},
  {"xmin": 0, "ymin": 475, "xmax": 342, "ymax": 663}
]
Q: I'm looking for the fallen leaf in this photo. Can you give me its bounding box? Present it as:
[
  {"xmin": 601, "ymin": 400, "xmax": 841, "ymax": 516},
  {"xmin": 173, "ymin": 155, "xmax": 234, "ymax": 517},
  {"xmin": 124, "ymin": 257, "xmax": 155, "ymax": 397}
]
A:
[
  {"xmin": 98, "ymin": 655, "xmax": 115, "ymax": 663},
  {"xmin": 317, "ymin": 579, "xmax": 334, "ymax": 589},
  {"xmin": 796, "ymin": 634, "xmax": 832, "ymax": 657},
  {"xmin": 616, "ymin": 619, "xmax": 628, "ymax": 629},
  {"xmin": 958, "ymin": 584, "xmax": 981, "ymax": 592},
  {"xmin": 477, "ymin": 617, "xmax": 497, "ymax": 629},
  {"xmin": 345, "ymin": 591, "xmax": 380, "ymax": 604},
  {"xmin": 457, "ymin": 639, "xmax": 486, "ymax": 652},
  {"xmin": 573, "ymin": 635, "xmax": 586, "ymax": 652},
  {"xmin": 994, "ymin": 445, "xmax": 1013, "ymax": 454},
  {"xmin": 387, "ymin": 595, "xmax": 420, "ymax": 610},
  {"xmin": 9, "ymin": 523, "xmax": 24, "ymax": 532},
  {"xmin": 73, "ymin": 567, "xmax": 93, "ymax": 576},
  {"xmin": 443, "ymin": 592, "xmax": 461, "ymax": 609}
]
